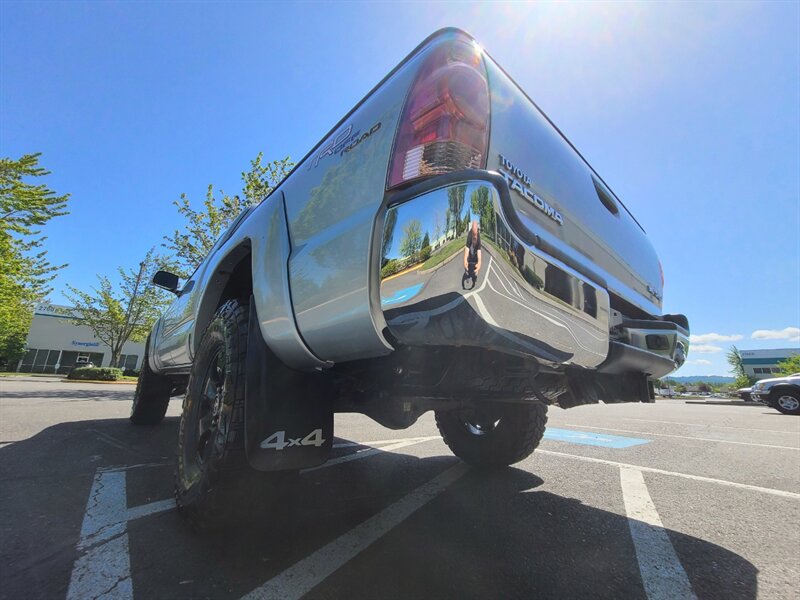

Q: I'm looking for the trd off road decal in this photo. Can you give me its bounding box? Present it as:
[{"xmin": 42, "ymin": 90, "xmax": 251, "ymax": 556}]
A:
[{"xmin": 309, "ymin": 121, "xmax": 382, "ymax": 169}]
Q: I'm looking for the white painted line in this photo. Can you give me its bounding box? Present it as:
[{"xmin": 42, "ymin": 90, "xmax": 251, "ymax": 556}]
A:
[
  {"xmin": 561, "ymin": 423, "xmax": 800, "ymax": 450},
  {"xmin": 241, "ymin": 462, "xmax": 470, "ymax": 600},
  {"xmin": 126, "ymin": 498, "xmax": 176, "ymax": 522},
  {"xmin": 621, "ymin": 417, "xmax": 800, "ymax": 435},
  {"xmin": 537, "ymin": 450, "xmax": 800, "ymax": 499},
  {"xmin": 620, "ymin": 468, "xmax": 696, "ymax": 600},
  {"xmin": 67, "ymin": 470, "xmax": 133, "ymax": 600},
  {"xmin": 332, "ymin": 435, "xmax": 441, "ymax": 449},
  {"xmin": 303, "ymin": 437, "xmax": 439, "ymax": 474},
  {"xmin": 98, "ymin": 462, "xmax": 169, "ymax": 473}
]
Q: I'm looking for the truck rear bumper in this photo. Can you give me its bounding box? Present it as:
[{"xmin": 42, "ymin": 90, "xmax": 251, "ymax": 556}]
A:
[
  {"xmin": 377, "ymin": 174, "xmax": 688, "ymax": 378},
  {"xmin": 378, "ymin": 177, "xmax": 611, "ymax": 369}
]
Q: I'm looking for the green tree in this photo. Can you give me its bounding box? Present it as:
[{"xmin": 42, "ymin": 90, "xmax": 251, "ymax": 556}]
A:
[
  {"xmin": 470, "ymin": 186, "xmax": 496, "ymax": 240},
  {"xmin": 64, "ymin": 249, "xmax": 172, "ymax": 368},
  {"xmin": 776, "ymin": 354, "xmax": 800, "ymax": 376},
  {"xmin": 0, "ymin": 153, "xmax": 70, "ymax": 367},
  {"xmin": 446, "ymin": 186, "xmax": 466, "ymax": 236},
  {"xmin": 163, "ymin": 152, "xmax": 293, "ymax": 278},
  {"xmin": 399, "ymin": 219, "xmax": 423, "ymax": 259},
  {"xmin": 727, "ymin": 345, "xmax": 755, "ymax": 387},
  {"xmin": 381, "ymin": 208, "xmax": 398, "ymax": 265}
]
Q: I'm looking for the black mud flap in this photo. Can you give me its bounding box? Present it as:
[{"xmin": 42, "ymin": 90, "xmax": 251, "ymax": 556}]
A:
[{"xmin": 244, "ymin": 301, "xmax": 333, "ymax": 471}]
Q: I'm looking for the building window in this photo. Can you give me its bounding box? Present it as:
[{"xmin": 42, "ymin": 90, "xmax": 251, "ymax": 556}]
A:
[
  {"xmin": 772, "ymin": 368, "xmax": 782, "ymax": 374},
  {"xmin": 753, "ymin": 368, "xmax": 763, "ymax": 374},
  {"xmin": 117, "ymin": 354, "xmax": 139, "ymax": 371}
]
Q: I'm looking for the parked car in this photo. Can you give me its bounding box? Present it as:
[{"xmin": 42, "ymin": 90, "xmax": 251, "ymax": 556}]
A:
[
  {"xmin": 751, "ymin": 374, "xmax": 800, "ymax": 415},
  {"xmin": 129, "ymin": 28, "xmax": 689, "ymax": 524},
  {"xmin": 737, "ymin": 387, "xmax": 753, "ymax": 402}
]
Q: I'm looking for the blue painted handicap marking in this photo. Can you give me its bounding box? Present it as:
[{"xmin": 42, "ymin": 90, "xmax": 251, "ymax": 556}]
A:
[
  {"xmin": 381, "ymin": 283, "xmax": 424, "ymax": 307},
  {"xmin": 544, "ymin": 427, "xmax": 650, "ymax": 448}
]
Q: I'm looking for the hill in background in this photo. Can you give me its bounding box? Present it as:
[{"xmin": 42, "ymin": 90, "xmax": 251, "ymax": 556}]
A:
[{"xmin": 664, "ymin": 375, "xmax": 735, "ymax": 384}]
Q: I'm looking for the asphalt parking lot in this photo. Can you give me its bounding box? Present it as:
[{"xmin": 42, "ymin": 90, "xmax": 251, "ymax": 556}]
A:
[{"xmin": 1, "ymin": 378, "xmax": 798, "ymax": 600}]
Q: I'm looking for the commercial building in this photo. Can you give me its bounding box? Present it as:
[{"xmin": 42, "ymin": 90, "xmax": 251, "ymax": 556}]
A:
[
  {"xmin": 740, "ymin": 348, "xmax": 799, "ymax": 380},
  {"xmin": 16, "ymin": 303, "xmax": 145, "ymax": 374}
]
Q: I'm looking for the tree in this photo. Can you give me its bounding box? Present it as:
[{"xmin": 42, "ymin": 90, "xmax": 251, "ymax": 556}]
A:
[
  {"xmin": 399, "ymin": 219, "xmax": 423, "ymax": 259},
  {"xmin": 64, "ymin": 249, "xmax": 172, "ymax": 368},
  {"xmin": 727, "ymin": 345, "xmax": 755, "ymax": 388},
  {"xmin": 163, "ymin": 152, "xmax": 293, "ymax": 278},
  {"xmin": 446, "ymin": 186, "xmax": 466, "ymax": 236},
  {"xmin": 381, "ymin": 208, "xmax": 398, "ymax": 265},
  {"xmin": 0, "ymin": 153, "xmax": 70, "ymax": 367},
  {"xmin": 725, "ymin": 346, "xmax": 756, "ymax": 388},
  {"xmin": 470, "ymin": 186, "xmax": 496, "ymax": 240},
  {"xmin": 776, "ymin": 354, "xmax": 800, "ymax": 376}
]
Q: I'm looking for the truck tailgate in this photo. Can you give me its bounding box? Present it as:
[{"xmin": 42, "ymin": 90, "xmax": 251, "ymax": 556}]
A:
[{"xmin": 484, "ymin": 57, "xmax": 663, "ymax": 317}]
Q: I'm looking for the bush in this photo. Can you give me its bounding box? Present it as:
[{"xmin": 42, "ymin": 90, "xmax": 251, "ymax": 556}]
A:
[
  {"xmin": 420, "ymin": 245, "xmax": 432, "ymax": 262},
  {"xmin": 68, "ymin": 366, "xmax": 123, "ymax": 381},
  {"xmin": 381, "ymin": 259, "xmax": 403, "ymax": 279},
  {"xmin": 123, "ymin": 368, "xmax": 140, "ymax": 378}
]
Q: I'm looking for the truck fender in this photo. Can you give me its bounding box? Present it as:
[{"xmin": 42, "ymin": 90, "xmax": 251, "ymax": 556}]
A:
[{"xmin": 244, "ymin": 297, "xmax": 334, "ymax": 471}]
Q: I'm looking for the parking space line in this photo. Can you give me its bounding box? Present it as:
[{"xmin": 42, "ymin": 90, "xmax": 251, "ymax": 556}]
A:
[
  {"xmin": 240, "ymin": 462, "xmax": 469, "ymax": 600},
  {"xmin": 538, "ymin": 450, "xmax": 800, "ymax": 499},
  {"xmin": 562, "ymin": 423, "xmax": 800, "ymax": 450},
  {"xmin": 620, "ymin": 468, "xmax": 696, "ymax": 600},
  {"xmin": 127, "ymin": 498, "xmax": 176, "ymax": 522},
  {"xmin": 332, "ymin": 435, "xmax": 440, "ymax": 449},
  {"xmin": 303, "ymin": 437, "xmax": 439, "ymax": 473},
  {"xmin": 67, "ymin": 469, "xmax": 133, "ymax": 600},
  {"xmin": 622, "ymin": 417, "xmax": 799, "ymax": 435}
]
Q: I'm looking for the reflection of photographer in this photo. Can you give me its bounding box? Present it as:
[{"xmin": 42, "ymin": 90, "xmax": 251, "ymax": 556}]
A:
[{"xmin": 462, "ymin": 221, "xmax": 482, "ymax": 289}]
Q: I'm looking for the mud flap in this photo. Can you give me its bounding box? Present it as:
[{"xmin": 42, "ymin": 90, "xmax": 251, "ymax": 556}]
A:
[{"xmin": 244, "ymin": 300, "xmax": 333, "ymax": 471}]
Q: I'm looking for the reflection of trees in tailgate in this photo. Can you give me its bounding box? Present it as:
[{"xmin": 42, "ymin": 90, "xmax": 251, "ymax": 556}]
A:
[
  {"xmin": 291, "ymin": 110, "xmax": 396, "ymax": 244},
  {"xmin": 289, "ymin": 110, "xmax": 398, "ymax": 308}
]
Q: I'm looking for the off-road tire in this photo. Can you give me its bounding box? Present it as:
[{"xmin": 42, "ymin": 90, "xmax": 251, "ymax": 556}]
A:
[
  {"xmin": 435, "ymin": 402, "xmax": 548, "ymax": 468},
  {"xmin": 175, "ymin": 299, "xmax": 262, "ymax": 528},
  {"xmin": 772, "ymin": 389, "xmax": 800, "ymax": 415},
  {"xmin": 130, "ymin": 335, "xmax": 172, "ymax": 425}
]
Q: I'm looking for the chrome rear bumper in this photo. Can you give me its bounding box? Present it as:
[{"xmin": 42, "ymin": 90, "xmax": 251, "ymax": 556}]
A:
[{"xmin": 378, "ymin": 179, "xmax": 611, "ymax": 369}]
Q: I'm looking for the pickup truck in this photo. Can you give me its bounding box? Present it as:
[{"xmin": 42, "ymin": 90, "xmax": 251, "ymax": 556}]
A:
[{"xmin": 130, "ymin": 28, "xmax": 690, "ymax": 523}]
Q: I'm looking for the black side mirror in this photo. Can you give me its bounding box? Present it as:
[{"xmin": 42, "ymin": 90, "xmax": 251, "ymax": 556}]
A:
[{"xmin": 152, "ymin": 270, "xmax": 180, "ymax": 294}]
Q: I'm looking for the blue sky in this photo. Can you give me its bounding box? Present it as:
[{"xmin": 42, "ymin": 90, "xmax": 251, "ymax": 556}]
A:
[{"xmin": 2, "ymin": 1, "xmax": 798, "ymax": 376}]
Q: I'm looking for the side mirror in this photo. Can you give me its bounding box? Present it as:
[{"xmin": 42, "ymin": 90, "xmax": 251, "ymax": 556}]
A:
[{"xmin": 152, "ymin": 270, "xmax": 180, "ymax": 294}]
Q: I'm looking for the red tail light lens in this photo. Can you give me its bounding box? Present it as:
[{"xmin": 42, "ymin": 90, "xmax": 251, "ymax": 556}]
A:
[{"xmin": 388, "ymin": 38, "xmax": 490, "ymax": 189}]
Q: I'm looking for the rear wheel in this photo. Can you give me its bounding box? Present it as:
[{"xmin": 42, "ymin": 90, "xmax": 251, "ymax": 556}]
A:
[
  {"xmin": 773, "ymin": 390, "xmax": 800, "ymax": 415},
  {"xmin": 175, "ymin": 299, "xmax": 268, "ymax": 527},
  {"xmin": 435, "ymin": 402, "xmax": 548, "ymax": 468},
  {"xmin": 130, "ymin": 336, "xmax": 172, "ymax": 425}
]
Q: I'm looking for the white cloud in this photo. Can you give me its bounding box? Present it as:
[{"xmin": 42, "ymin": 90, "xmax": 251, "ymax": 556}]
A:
[
  {"xmin": 691, "ymin": 344, "xmax": 723, "ymax": 354},
  {"xmin": 685, "ymin": 359, "xmax": 712, "ymax": 365},
  {"xmin": 689, "ymin": 332, "xmax": 743, "ymax": 343},
  {"xmin": 751, "ymin": 327, "xmax": 800, "ymax": 342}
]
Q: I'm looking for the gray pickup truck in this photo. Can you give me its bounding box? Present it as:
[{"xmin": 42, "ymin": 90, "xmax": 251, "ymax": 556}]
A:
[{"xmin": 130, "ymin": 28, "xmax": 689, "ymax": 523}]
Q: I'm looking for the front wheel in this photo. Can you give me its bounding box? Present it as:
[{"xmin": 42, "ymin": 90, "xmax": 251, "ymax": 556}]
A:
[
  {"xmin": 773, "ymin": 390, "xmax": 800, "ymax": 415},
  {"xmin": 435, "ymin": 403, "xmax": 548, "ymax": 468},
  {"xmin": 130, "ymin": 336, "xmax": 172, "ymax": 425}
]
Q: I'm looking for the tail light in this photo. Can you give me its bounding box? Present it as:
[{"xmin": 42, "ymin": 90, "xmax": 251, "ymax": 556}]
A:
[{"xmin": 387, "ymin": 37, "xmax": 490, "ymax": 189}]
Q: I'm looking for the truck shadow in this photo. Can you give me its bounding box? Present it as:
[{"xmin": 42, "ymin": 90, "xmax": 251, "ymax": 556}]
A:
[{"xmin": 0, "ymin": 418, "xmax": 759, "ymax": 600}]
